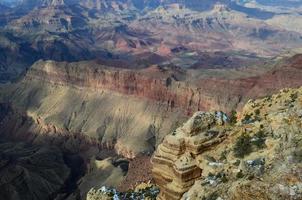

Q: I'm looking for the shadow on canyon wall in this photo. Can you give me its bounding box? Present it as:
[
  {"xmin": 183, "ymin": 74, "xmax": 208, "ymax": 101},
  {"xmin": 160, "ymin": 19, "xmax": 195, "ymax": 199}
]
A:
[{"xmin": 0, "ymin": 103, "xmax": 105, "ymax": 200}]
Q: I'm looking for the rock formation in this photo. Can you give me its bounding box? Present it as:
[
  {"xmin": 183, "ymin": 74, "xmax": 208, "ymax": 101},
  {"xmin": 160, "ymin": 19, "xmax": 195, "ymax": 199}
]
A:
[
  {"xmin": 152, "ymin": 87, "xmax": 302, "ymax": 200},
  {"xmin": 86, "ymin": 182, "xmax": 159, "ymax": 200},
  {"xmin": 24, "ymin": 54, "xmax": 302, "ymax": 114},
  {"xmin": 1, "ymin": 54, "xmax": 302, "ymax": 158},
  {"xmin": 1, "ymin": 0, "xmax": 302, "ymax": 82},
  {"xmin": 152, "ymin": 111, "xmax": 229, "ymax": 199}
]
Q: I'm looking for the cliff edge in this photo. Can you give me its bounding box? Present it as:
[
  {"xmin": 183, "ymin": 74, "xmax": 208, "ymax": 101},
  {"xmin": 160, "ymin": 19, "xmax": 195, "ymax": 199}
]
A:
[{"xmin": 152, "ymin": 87, "xmax": 302, "ymax": 200}]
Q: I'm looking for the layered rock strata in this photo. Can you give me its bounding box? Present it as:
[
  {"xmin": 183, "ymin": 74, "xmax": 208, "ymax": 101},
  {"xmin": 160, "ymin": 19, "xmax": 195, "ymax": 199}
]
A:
[
  {"xmin": 152, "ymin": 112, "xmax": 228, "ymax": 199},
  {"xmin": 26, "ymin": 55, "xmax": 302, "ymax": 114},
  {"xmin": 152, "ymin": 87, "xmax": 302, "ymax": 200},
  {"xmin": 1, "ymin": 54, "xmax": 302, "ymax": 157},
  {"xmin": 0, "ymin": 103, "xmax": 100, "ymax": 155}
]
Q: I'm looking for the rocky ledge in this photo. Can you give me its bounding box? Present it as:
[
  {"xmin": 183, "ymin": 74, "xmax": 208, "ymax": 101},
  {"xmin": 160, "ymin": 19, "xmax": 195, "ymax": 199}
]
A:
[
  {"xmin": 152, "ymin": 87, "xmax": 302, "ymax": 200},
  {"xmin": 152, "ymin": 111, "xmax": 229, "ymax": 199}
]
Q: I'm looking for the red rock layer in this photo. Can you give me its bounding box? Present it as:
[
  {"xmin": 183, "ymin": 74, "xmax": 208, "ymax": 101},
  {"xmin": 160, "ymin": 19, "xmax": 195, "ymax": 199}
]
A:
[{"xmin": 26, "ymin": 55, "xmax": 302, "ymax": 114}]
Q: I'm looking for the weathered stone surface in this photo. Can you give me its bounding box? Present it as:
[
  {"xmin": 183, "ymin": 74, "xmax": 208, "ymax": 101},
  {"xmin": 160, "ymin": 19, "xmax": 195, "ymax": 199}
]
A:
[
  {"xmin": 152, "ymin": 112, "xmax": 228, "ymax": 199},
  {"xmin": 24, "ymin": 54, "xmax": 302, "ymax": 115},
  {"xmin": 86, "ymin": 182, "xmax": 159, "ymax": 200},
  {"xmin": 153, "ymin": 87, "xmax": 302, "ymax": 200},
  {"xmin": 1, "ymin": 54, "xmax": 302, "ymax": 158}
]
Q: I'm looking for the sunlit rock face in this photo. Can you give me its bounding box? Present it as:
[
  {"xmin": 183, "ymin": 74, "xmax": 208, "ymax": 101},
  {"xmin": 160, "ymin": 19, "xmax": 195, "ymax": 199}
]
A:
[
  {"xmin": 152, "ymin": 87, "xmax": 302, "ymax": 200},
  {"xmin": 152, "ymin": 111, "xmax": 228, "ymax": 199},
  {"xmin": 1, "ymin": 54, "xmax": 302, "ymax": 159}
]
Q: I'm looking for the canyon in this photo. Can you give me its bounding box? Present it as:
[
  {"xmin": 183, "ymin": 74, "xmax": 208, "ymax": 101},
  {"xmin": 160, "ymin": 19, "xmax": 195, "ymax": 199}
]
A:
[
  {"xmin": 1, "ymin": 0, "xmax": 302, "ymax": 82},
  {"xmin": 0, "ymin": 53, "xmax": 301, "ymax": 200},
  {"xmin": 1, "ymin": 54, "xmax": 302, "ymax": 159},
  {"xmin": 0, "ymin": 1, "xmax": 302, "ymax": 200}
]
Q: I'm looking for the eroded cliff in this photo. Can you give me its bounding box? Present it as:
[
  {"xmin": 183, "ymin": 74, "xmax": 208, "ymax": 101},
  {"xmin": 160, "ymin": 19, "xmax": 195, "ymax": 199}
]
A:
[
  {"xmin": 1, "ymin": 55, "xmax": 302, "ymax": 158},
  {"xmin": 152, "ymin": 87, "xmax": 302, "ymax": 200}
]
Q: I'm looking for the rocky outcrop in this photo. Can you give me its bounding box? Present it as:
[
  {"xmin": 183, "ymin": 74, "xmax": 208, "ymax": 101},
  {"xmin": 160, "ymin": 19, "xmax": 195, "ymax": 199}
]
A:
[
  {"xmin": 152, "ymin": 87, "xmax": 302, "ymax": 200},
  {"xmin": 152, "ymin": 112, "xmax": 228, "ymax": 199},
  {"xmin": 86, "ymin": 182, "xmax": 159, "ymax": 200}
]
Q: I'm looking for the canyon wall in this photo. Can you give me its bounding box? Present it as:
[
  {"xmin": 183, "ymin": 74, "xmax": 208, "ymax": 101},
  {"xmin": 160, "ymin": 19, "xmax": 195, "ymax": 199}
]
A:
[
  {"xmin": 26, "ymin": 55, "xmax": 302, "ymax": 114},
  {"xmin": 0, "ymin": 103, "xmax": 100, "ymax": 155},
  {"xmin": 1, "ymin": 55, "xmax": 302, "ymax": 157}
]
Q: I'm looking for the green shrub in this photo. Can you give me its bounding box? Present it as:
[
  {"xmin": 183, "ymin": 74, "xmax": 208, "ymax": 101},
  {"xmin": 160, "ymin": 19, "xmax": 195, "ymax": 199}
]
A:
[
  {"xmin": 233, "ymin": 159, "xmax": 241, "ymax": 166},
  {"xmin": 208, "ymin": 172, "xmax": 215, "ymax": 177},
  {"xmin": 242, "ymin": 114, "xmax": 253, "ymax": 124},
  {"xmin": 234, "ymin": 133, "xmax": 252, "ymax": 158},
  {"xmin": 229, "ymin": 110, "xmax": 237, "ymax": 125},
  {"xmin": 236, "ymin": 170, "xmax": 244, "ymax": 179},
  {"xmin": 293, "ymin": 149, "xmax": 302, "ymax": 162},
  {"xmin": 166, "ymin": 77, "xmax": 172, "ymax": 87},
  {"xmin": 252, "ymin": 130, "xmax": 266, "ymax": 149},
  {"xmin": 221, "ymin": 175, "xmax": 228, "ymax": 183},
  {"xmin": 217, "ymin": 172, "xmax": 228, "ymax": 183},
  {"xmin": 290, "ymin": 93, "xmax": 298, "ymax": 102},
  {"xmin": 202, "ymin": 192, "xmax": 219, "ymax": 200},
  {"xmin": 205, "ymin": 155, "xmax": 216, "ymax": 162},
  {"xmin": 219, "ymin": 151, "xmax": 227, "ymax": 161}
]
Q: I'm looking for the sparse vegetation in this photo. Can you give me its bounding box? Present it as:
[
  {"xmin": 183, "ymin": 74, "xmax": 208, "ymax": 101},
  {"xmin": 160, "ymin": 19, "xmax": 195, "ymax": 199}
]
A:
[
  {"xmin": 208, "ymin": 172, "xmax": 215, "ymax": 177},
  {"xmin": 233, "ymin": 159, "xmax": 241, "ymax": 166},
  {"xmin": 221, "ymin": 175, "xmax": 228, "ymax": 183},
  {"xmin": 242, "ymin": 113, "xmax": 253, "ymax": 124},
  {"xmin": 293, "ymin": 149, "xmax": 302, "ymax": 162},
  {"xmin": 229, "ymin": 110, "xmax": 237, "ymax": 125},
  {"xmin": 202, "ymin": 192, "xmax": 219, "ymax": 200},
  {"xmin": 290, "ymin": 93, "xmax": 298, "ymax": 102},
  {"xmin": 166, "ymin": 77, "xmax": 172, "ymax": 87},
  {"xmin": 236, "ymin": 170, "xmax": 245, "ymax": 179},
  {"xmin": 205, "ymin": 155, "xmax": 216, "ymax": 162},
  {"xmin": 216, "ymin": 172, "xmax": 228, "ymax": 183},
  {"xmin": 252, "ymin": 130, "xmax": 266, "ymax": 149},
  {"xmin": 219, "ymin": 150, "xmax": 227, "ymax": 161},
  {"xmin": 234, "ymin": 133, "xmax": 252, "ymax": 158}
]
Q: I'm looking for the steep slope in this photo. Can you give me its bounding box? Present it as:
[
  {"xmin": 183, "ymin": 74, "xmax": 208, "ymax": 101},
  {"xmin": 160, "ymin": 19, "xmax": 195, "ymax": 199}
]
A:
[
  {"xmin": 152, "ymin": 87, "xmax": 302, "ymax": 199},
  {"xmin": 0, "ymin": 102, "xmax": 129, "ymax": 199},
  {"xmin": 0, "ymin": 141, "xmax": 70, "ymax": 200},
  {"xmin": 0, "ymin": 61, "xmax": 188, "ymax": 157},
  {"xmin": 1, "ymin": 54, "xmax": 302, "ymax": 158}
]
